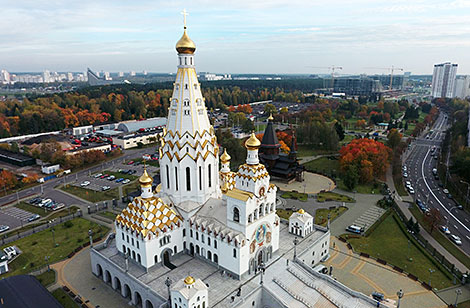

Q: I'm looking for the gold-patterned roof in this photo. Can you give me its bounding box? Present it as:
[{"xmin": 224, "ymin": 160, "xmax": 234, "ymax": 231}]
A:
[
  {"xmin": 220, "ymin": 148, "xmax": 231, "ymax": 163},
  {"xmin": 139, "ymin": 168, "xmax": 153, "ymax": 187},
  {"xmin": 245, "ymin": 133, "xmax": 261, "ymax": 150},
  {"xmin": 298, "ymin": 209, "xmax": 305, "ymax": 214},
  {"xmin": 115, "ymin": 196, "xmax": 181, "ymax": 238},
  {"xmin": 184, "ymin": 276, "xmax": 195, "ymax": 285}
]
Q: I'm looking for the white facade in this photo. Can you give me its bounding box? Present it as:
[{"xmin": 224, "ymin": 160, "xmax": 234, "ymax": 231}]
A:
[
  {"xmin": 72, "ymin": 125, "xmax": 93, "ymax": 136},
  {"xmin": 41, "ymin": 164, "xmax": 60, "ymax": 175},
  {"xmin": 289, "ymin": 209, "xmax": 314, "ymax": 237},
  {"xmin": 113, "ymin": 132, "xmax": 161, "ymax": 150},
  {"xmin": 454, "ymin": 76, "xmax": 470, "ymax": 99},
  {"xmin": 113, "ymin": 23, "xmax": 280, "ymax": 280},
  {"xmin": 431, "ymin": 62, "xmax": 458, "ymax": 98},
  {"xmin": 171, "ymin": 276, "xmax": 208, "ymax": 308}
]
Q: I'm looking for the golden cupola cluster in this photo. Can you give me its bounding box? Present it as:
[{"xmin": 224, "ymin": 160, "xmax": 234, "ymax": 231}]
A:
[{"xmin": 220, "ymin": 148, "xmax": 231, "ymax": 163}]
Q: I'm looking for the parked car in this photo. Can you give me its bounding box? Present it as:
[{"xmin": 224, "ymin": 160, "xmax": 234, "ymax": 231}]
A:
[
  {"xmin": 127, "ymin": 161, "xmax": 134, "ymax": 165},
  {"xmin": 28, "ymin": 214, "xmax": 40, "ymax": 222},
  {"xmin": 80, "ymin": 181, "xmax": 90, "ymax": 187},
  {"xmin": 450, "ymin": 234, "xmax": 462, "ymax": 246},
  {"xmin": 51, "ymin": 203, "xmax": 65, "ymax": 211},
  {"xmin": 0, "ymin": 225, "xmax": 10, "ymax": 233},
  {"xmin": 100, "ymin": 174, "xmax": 109, "ymax": 179},
  {"xmin": 116, "ymin": 178, "xmax": 124, "ymax": 183},
  {"xmin": 408, "ymin": 187, "xmax": 415, "ymax": 194},
  {"xmin": 372, "ymin": 292, "xmax": 384, "ymax": 302},
  {"xmin": 94, "ymin": 173, "xmax": 103, "ymax": 178},
  {"xmin": 346, "ymin": 225, "xmax": 364, "ymax": 234},
  {"xmin": 102, "ymin": 186, "xmax": 111, "ymax": 191},
  {"xmin": 403, "ymin": 172, "xmax": 408, "ymax": 178},
  {"xmin": 107, "ymin": 175, "xmax": 116, "ymax": 181},
  {"xmin": 122, "ymin": 179, "xmax": 130, "ymax": 184},
  {"xmin": 39, "ymin": 199, "xmax": 52, "ymax": 207},
  {"xmin": 440, "ymin": 225, "xmax": 451, "ymax": 235},
  {"xmin": 443, "ymin": 189, "xmax": 449, "ymax": 194},
  {"xmin": 456, "ymin": 204, "xmax": 463, "ymax": 210},
  {"xmin": 29, "ymin": 197, "xmax": 41, "ymax": 204}
]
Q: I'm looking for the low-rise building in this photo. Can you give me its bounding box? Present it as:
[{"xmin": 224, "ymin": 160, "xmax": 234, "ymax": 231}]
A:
[
  {"xmin": 0, "ymin": 251, "xmax": 8, "ymax": 274},
  {"xmin": 289, "ymin": 209, "xmax": 314, "ymax": 237},
  {"xmin": 41, "ymin": 164, "xmax": 60, "ymax": 174},
  {"xmin": 66, "ymin": 143, "xmax": 111, "ymax": 155},
  {"xmin": 113, "ymin": 131, "xmax": 161, "ymax": 150},
  {"xmin": 171, "ymin": 276, "xmax": 208, "ymax": 308},
  {"xmin": 72, "ymin": 125, "xmax": 93, "ymax": 137}
]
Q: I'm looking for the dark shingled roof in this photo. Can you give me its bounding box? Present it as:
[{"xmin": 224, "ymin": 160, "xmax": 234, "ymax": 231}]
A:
[
  {"xmin": 0, "ymin": 275, "xmax": 63, "ymax": 308},
  {"xmin": 260, "ymin": 121, "xmax": 280, "ymax": 149}
]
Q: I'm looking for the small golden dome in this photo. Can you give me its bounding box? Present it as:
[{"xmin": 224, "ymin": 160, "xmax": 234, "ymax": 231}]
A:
[
  {"xmin": 184, "ymin": 276, "xmax": 195, "ymax": 285},
  {"xmin": 220, "ymin": 148, "xmax": 231, "ymax": 163},
  {"xmin": 298, "ymin": 209, "xmax": 305, "ymax": 214},
  {"xmin": 245, "ymin": 133, "xmax": 261, "ymax": 150},
  {"xmin": 268, "ymin": 114, "xmax": 274, "ymax": 121},
  {"xmin": 176, "ymin": 29, "xmax": 196, "ymax": 54},
  {"xmin": 139, "ymin": 169, "xmax": 153, "ymax": 187}
]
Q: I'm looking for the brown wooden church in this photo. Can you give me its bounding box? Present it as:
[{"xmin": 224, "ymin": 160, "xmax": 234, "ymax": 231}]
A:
[{"xmin": 259, "ymin": 115, "xmax": 304, "ymax": 183}]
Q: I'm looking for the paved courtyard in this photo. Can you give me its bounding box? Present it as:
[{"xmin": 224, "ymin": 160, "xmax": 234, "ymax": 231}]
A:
[
  {"xmin": 272, "ymin": 172, "xmax": 335, "ymax": 194},
  {"xmin": 323, "ymin": 238, "xmax": 447, "ymax": 308}
]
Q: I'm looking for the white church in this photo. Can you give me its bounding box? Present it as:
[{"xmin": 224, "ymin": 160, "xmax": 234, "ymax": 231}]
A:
[{"xmin": 90, "ymin": 13, "xmax": 380, "ymax": 308}]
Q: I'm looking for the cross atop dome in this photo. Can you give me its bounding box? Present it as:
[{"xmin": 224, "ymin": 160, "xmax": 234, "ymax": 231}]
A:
[{"xmin": 176, "ymin": 9, "xmax": 196, "ymax": 54}]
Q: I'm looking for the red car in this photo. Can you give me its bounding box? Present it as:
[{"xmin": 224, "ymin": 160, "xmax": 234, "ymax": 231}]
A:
[
  {"xmin": 100, "ymin": 174, "xmax": 109, "ymax": 179},
  {"xmin": 127, "ymin": 161, "xmax": 134, "ymax": 165}
]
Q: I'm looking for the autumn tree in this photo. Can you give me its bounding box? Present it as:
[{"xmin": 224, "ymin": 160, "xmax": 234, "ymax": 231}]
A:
[
  {"xmin": 387, "ymin": 128, "xmax": 402, "ymax": 149},
  {"xmin": 264, "ymin": 103, "xmax": 277, "ymax": 115},
  {"xmin": 0, "ymin": 170, "xmax": 18, "ymax": 192},
  {"xmin": 424, "ymin": 208, "xmax": 442, "ymax": 235},
  {"xmin": 339, "ymin": 138, "xmax": 391, "ymax": 185}
]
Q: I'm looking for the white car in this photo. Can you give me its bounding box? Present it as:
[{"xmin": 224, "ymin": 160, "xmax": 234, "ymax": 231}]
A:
[
  {"xmin": 102, "ymin": 186, "xmax": 111, "ymax": 191},
  {"xmin": 0, "ymin": 225, "xmax": 9, "ymax": 233},
  {"xmin": 402, "ymin": 166, "xmax": 407, "ymax": 172},
  {"xmin": 450, "ymin": 234, "xmax": 462, "ymax": 246},
  {"xmin": 408, "ymin": 187, "xmax": 415, "ymax": 194},
  {"xmin": 3, "ymin": 246, "xmax": 16, "ymax": 259},
  {"xmin": 94, "ymin": 173, "xmax": 103, "ymax": 178},
  {"xmin": 443, "ymin": 189, "xmax": 449, "ymax": 194},
  {"xmin": 81, "ymin": 181, "xmax": 90, "ymax": 187},
  {"xmin": 122, "ymin": 179, "xmax": 130, "ymax": 184},
  {"xmin": 405, "ymin": 181, "xmax": 411, "ymax": 187},
  {"xmin": 403, "ymin": 173, "xmax": 408, "ymax": 178}
]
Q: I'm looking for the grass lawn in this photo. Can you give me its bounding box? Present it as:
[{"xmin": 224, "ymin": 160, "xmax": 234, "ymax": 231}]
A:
[
  {"xmin": 317, "ymin": 192, "xmax": 355, "ymax": 203},
  {"xmin": 394, "ymin": 176, "xmax": 408, "ymax": 197},
  {"xmin": 281, "ymin": 191, "xmax": 308, "ymax": 202},
  {"xmin": 302, "ymin": 156, "xmax": 339, "ymax": 175},
  {"xmin": 409, "ymin": 204, "xmax": 470, "ymax": 269},
  {"xmin": 61, "ymin": 185, "xmax": 119, "ymax": 203},
  {"xmin": 345, "ymin": 213, "xmax": 453, "ymax": 289},
  {"xmin": 339, "ymin": 134, "xmax": 355, "ymax": 146},
  {"xmin": 276, "ymin": 208, "xmax": 293, "ymax": 220},
  {"xmin": 97, "ymin": 211, "xmax": 117, "ymax": 221},
  {"xmin": 457, "ymin": 300, "xmax": 470, "ymax": 308},
  {"xmin": 15, "ymin": 202, "xmax": 48, "ymax": 217},
  {"xmin": 101, "ymin": 170, "xmax": 138, "ymax": 181},
  {"xmin": 47, "ymin": 206, "xmax": 80, "ymax": 220},
  {"xmin": 315, "ymin": 206, "xmax": 348, "ymax": 226},
  {"xmin": 35, "ymin": 269, "xmax": 56, "ymax": 287},
  {"xmin": 296, "ymin": 145, "xmax": 336, "ymax": 158},
  {"xmin": 134, "ymin": 158, "xmax": 160, "ymax": 167},
  {"xmin": 336, "ymin": 179, "xmax": 381, "ymax": 194},
  {"xmin": 52, "ymin": 288, "xmax": 79, "ymax": 308},
  {"xmin": 1, "ymin": 218, "xmax": 109, "ymax": 277}
]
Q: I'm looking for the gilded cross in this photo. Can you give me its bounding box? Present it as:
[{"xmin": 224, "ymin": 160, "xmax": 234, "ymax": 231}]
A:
[{"xmin": 181, "ymin": 9, "xmax": 189, "ymax": 28}]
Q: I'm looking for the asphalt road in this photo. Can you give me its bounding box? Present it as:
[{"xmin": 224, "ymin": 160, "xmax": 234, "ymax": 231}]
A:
[
  {"xmin": 404, "ymin": 112, "xmax": 470, "ymax": 254},
  {"xmin": 0, "ymin": 147, "xmax": 156, "ymax": 208}
]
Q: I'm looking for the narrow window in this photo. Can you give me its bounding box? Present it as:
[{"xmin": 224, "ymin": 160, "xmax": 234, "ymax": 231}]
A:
[
  {"xmin": 185, "ymin": 57, "xmax": 187, "ymax": 65},
  {"xmin": 196, "ymin": 232, "xmax": 199, "ymax": 240},
  {"xmin": 122, "ymin": 232, "xmax": 124, "ymax": 240},
  {"xmin": 166, "ymin": 165, "xmax": 170, "ymax": 189},
  {"xmin": 199, "ymin": 166, "xmax": 202, "ymax": 190},
  {"xmin": 175, "ymin": 167, "xmax": 178, "ymax": 191},
  {"xmin": 208, "ymin": 237, "xmax": 211, "ymax": 245},
  {"xmin": 233, "ymin": 207, "xmax": 240, "ymax": 222},
  {"xmin": 183, "ymin": 229, "xmax": 186, "ymax": 237},
  {"xmin": 136, "ymin": 241, "xmax": 139, "ymax": 249},
  {"xmin": 214, "ymin": 240, "xmax": 217, "ymax": 249},
  {"xmin": 208, "ymin": 164, "xmax": 212, "ymax": 187},
  {"xmin": 190, "ymin": 230, "xmax": 193, "ymax": 237},
  {"xmin": 233, "ymin": 248, "xmax": 237, "ymax": 258},
  {"xmin": 186, "ymin": 167, "xmax": 191, "ymax": 191},
  {"xmin": 190, "ymin": 57, "xmax": 193, "ymax": 65}
]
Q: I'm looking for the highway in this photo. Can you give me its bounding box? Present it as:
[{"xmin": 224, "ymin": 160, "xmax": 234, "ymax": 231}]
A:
[{"xmin": 404, "ymin": 112, "xmax": 470, "ymax": 255}]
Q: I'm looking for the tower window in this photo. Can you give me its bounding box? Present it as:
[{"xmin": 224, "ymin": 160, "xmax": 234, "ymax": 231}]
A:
[
  {"xmin": 208, "ymin": 164, "xmax": 212, "ymax": 187},
  {"xmin": 233, "ymin": 248, "xmax": 237, "ymax": 258},
  {"xmin": 199, "ymin": 166, "xmax": 202, "ymax": 190},
  {"xmin": 175, "ymin": 166, "xmax": 178, "ymax": 191},
  {"xmin": 185, "ymin": 57, "xmax": 187, "ymax": 65},
  {"xmin": 166, "ymin": 165, "xmax": 170, "ymax": 189},
  {"xmin": 185, "ymin": 84, "xmax": 188, "ymax": 90},
  {"xmin": 190, "ymin": 57, "xmax": 193, "ymax": 65},
  {"xmin": 233, "ymin": 207, "xmax": 240, "ymax": 223},
  {"xmin": 186, "ymin": 167, "xmax": 191, "ymax": 191},
  {"xmin": 194, "ymin": 83, "xmax": 197, "ymax": 89}
]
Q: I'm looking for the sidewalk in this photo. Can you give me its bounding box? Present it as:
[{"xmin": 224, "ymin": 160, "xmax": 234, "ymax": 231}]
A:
[{"xmin": 386, "ymin": 167, "xmax": 469, "ymax": 273}]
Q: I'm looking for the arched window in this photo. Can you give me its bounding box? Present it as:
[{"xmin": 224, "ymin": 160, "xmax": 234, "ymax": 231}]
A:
[
  {"xmin": 233, "ymin": 207, "xmax": 240, "ymax": 222},
  {"xmin": 199, "ymin": 166, "xmax": 202, "ymax": 190},
  {"xmin": 186, "ymin": 167, "xmax": 191, "ymax": 191},
  {"xmin": 233, "ymin": 248, "xmax": 237, "ymax": 258}
]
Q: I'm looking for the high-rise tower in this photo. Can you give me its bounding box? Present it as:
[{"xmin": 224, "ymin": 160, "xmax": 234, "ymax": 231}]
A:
[{"xmin": 159, "ymin": 12, "xmax": 220, "ymax": 205}]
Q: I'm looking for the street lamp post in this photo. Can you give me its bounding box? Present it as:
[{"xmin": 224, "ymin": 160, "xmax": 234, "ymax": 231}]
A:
[
  {"xmin": 396, "ymin": 289, "xmax": 404, "ymax": 308},
  {"xmin": 258, "ymin": 262, "xmax": 266, "ymax": 285},
  {"xmin": 455, "ymin": 289, "xmax": 462, "ymax": 307},
  {"xmin": 165, "ymin": 277, "xmax": 172, "ymax": 307},
  {"xmin": 45, "ymin": 256, "xmax": 50, "ymax": 271},
  {"xmin": 460, "ymin": 180, "xmax": 470, "ymax": 208},
  {"xmin": 51, "ymin": 228, "xmax": 58, "ymax": 247},
  {"xmin": 293, "ymin": 237, "xmax": 299, "ymax": 260},
  {"xmin": 88, "ymin": 229, "xmax": 93, "ymax": 248},
  {"xmin": 429, "ymin": 269, "xmax": 435, "ymax": 287}
]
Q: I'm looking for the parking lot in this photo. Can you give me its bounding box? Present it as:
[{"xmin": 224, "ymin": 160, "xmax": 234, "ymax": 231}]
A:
[{"xmin": 0, "ymin": 207, "xmax": 36, "ymax": 230}]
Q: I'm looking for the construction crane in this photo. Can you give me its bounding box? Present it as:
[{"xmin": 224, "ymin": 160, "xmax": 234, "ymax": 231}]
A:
[
  {"xmin": 308, "ymin": 66, "xmax": 343, "ymax": 88},
  {"xmin": 365, "ymin": 66, "xmax": 404, "ymax": 90}
]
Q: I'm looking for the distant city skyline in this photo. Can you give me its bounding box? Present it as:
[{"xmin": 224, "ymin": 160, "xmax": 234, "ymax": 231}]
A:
[{"xmin": 2, "ymin": 0, "xmax": 470, "ymax": 74}]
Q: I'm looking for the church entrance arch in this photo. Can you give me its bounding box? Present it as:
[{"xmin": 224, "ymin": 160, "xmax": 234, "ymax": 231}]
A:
[
  {"xmin": 145, "ymin": 299, "xmax": 154, "ymax": 308},
  {"xmin": 96, "ymin": 264, "xmax": 103, "ymax": 278},
  {"xmin": 162, "ymin": 248, "xmax": 176, "ymax": 270},
  {"xmin": 114, "ymin": 276, "xmax": 122, "ymax": 292},
  {"xmin": 134, "ymin": 291, "xmax": 143, "ymax": 308},
  {"xmin": 122, "ymin": 284, "xmax": 131, "ymax": 299}
]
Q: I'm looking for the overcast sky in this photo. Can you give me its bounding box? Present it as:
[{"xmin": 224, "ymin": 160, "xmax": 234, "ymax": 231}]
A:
[{"xmin": 1, "ymin": 0, "xmax": 470, "ymax": 74}]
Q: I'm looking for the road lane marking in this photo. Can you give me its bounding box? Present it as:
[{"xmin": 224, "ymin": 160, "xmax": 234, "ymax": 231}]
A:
[{"xmin": 421, "ymin": 149, "xmax": 470, "ymax": 233}]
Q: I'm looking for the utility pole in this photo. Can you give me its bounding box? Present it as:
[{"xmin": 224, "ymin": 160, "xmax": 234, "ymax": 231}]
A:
[
  {"xmin": 293, "ymin": 237, "xmax": 299, "ymax": 260},
  {"xmin": 455, "ymin": 289, "xmax": 462, "ymax": 307},
  {"xmin": 165, "ymin": 277, "xmax": 172, "ymax": 307},
  {"xmin": 396, "ymin": 289, "xmax": 404, "ymax": 308}
]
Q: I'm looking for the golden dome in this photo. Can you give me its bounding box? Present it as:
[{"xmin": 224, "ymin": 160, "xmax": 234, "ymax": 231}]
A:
[
  {"xmin": 245, "ymin": 133, "xmax": 261, "ymax": 150},
  {"xmin": 298, "ymin": 209, "xmax": 305, "ymax": 214},
  {"xmin": 268, "ymin": 114, "xmax": 274, "ymax": 121},
  {"xmin": 139, "ymin": 169, "xmax": 153, "ymax": 187},
  {"xmin": 220, "ymin": 148, "xmax": 231, "ymax": 163},
  {"xmin": 176, "ymin": 29, "xmax": 196, "ymax": 54},
  {"xmin": 184, "ymin": 276, "xmax": 195, "ymax": 285}
]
